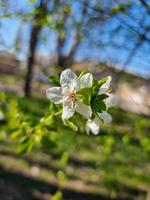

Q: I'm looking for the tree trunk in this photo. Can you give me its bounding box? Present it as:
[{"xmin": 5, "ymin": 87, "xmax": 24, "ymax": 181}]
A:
[
  {"xmin": 57, "ymin": 54, "xmax": 67, "ymax": 68},
  {"xmin": 24, "ymin": 25, "xmax": 41, "ymax": 97},
  {"xmin": 24, "ymin": 0, "xmax": 46, "ymax": 97}
]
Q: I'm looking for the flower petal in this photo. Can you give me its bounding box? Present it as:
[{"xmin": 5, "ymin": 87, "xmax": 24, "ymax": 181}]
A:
[
  {"xmin": 105, "ymin": 94, "xmax": 116, "ymax": 108},
  {"xmin": 69, "ymin": 79, "xmax": 79, "ymax": 91},
  {"xmin": 86, "ymin": 117, "xmax": 100, "ymax": 135},
  {"xmin": 79, "ymin": 73, "xmax": 93, "ymax": 89},
  {"xmin": 75, "ymin": 101, "xmax": 92, "ymax": 119},
  {"xmin": 98, "ymin": 111, "xmax": 112, "ymax": 124},
  {"xmin": 60, "ymin": 69, "xmax": 77, "ymax": 88},
  {"xmin": 46, "ymin": 87, "xmax": 63, "ymax": 104},
  {"xmin": 99, "ymin": 76, "xmax": 112, "ymax": 94},
  {"xmin": 62, "ymin": 101, "xmax": 75, "ymax": 120}
]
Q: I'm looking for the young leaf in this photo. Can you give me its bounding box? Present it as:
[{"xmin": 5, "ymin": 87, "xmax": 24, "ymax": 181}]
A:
[
  {"xmin": 98, "ymin": 94, "xmax": 109, "ymax": 100},
  {"xmin": 48, "ymin": 76, "xmax": 60, "ymax": 86},
  {"xmin": 63, "ymin": 119, "xmax": 78, "ymax": 132},
  {"xmin": 43, "ymin": 115, "xmax": 55, "ymax": 126},
  {"xmin": 77, "ymin": 88, "xmax": 92, "ymax": 105},
  {"xmin": 92, "ymin": 78, "xmax": 100, "ymax": 95},
  {"xmin": 42, "ymin": 135, "xmax": 57, "ymax": 149},
  {"xmin": 78, "ymin": 70, "xmax": 89, "ymax": 79},
  {"xmin": 28, "ymin": 0, "xmax": 36, "ymax": 4},
  {"xmin": 98, "ymin": 77, "xmax": 108, "ymax": 87},
  {"xmin": 91, "ymin": 97, "xmax": 106, "ymax": 113}
]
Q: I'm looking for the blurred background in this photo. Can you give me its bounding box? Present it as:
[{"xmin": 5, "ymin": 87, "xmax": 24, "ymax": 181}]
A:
[{"xmin": 0, "ymin": 0, "xmax": 150, "ymax": 200}]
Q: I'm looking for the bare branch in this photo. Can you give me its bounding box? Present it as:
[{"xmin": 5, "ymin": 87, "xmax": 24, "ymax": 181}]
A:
[
  {"xmin": 123, "ymin": 40, "xmax": 142, "ymax": 68},
  {"xmin": 139, "ymin": 0, "xmax": 150, "ymax": 14},
  {"xmin": 67, "ymin": 0, "xmax": 89, "ymax": 60}
]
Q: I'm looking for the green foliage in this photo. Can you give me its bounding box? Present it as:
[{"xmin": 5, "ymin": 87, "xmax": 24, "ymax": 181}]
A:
[
  {"xmin": 48, "ymin": 76, "xmax": 60, "ymax": 86},
  {"xmin": 28, "ymin": 0, "xmax": 36, "ymax": 4},
  {"xmin": 98, "ymin": 77, "xmax": 108, "ymax": 87},
  {"xmin": 140, "ymin": 138, "xmax": 150, "ymax": 153},
  {"xmin": 0, "ymin": 92, "xmax": 150, "ymax": 199},
  {"xmin": 77, "ymin": 88, "xmax": 92, "ymax": 105},
  {"xmin": 0, "ymin": 93, "xmax": 55, "ymax": 153},
  {"xmin": 92, "ymin": 97, "xmax": 106, "ymax": 114},
  {"xmin": 92, "ymin": 76, "xmax": 108, "ymax": 97},
  {"xmin": 51, "ymin": 191, "xmax": 62, "ymax": 200},
  {"xmin": 90, "ymin": 77, "xmax": 109, "ymax": 115},
  {"xmin": 59, "ymin": 151, "xmax": 69, "ymax": 166},
  {"xmin": 78, "ymin": 70, "xmax": 89, "ymax": 79},
  {"xmin": 62, "ymin": 4, "xmax": 71, "ymax": 15},
  {"xmin": 63, "ymin": 119, "xmax": 78, "ymax": 132},
  {"xmin": 0, "ymin": 92, "xmax": 79, "ymax": 155},
  {"xmin": 111, "ymin": 3, "xmax": 130, "ymax": 15}
]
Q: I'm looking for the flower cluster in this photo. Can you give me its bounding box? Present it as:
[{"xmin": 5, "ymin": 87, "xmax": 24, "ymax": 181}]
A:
[{"xmin": 46, "ymin": 69, "xmax": 115, "ymax": 135}]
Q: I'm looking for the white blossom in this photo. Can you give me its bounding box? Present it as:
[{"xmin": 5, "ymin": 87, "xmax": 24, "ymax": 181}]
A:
[
  {"xmin": 46, "ymin": 69, "xmax": 93, "ymax": 120},
  {"xmin": 85, "ymin": 111, "xmax": 112, "ymax": 135},
  {"xmin": 98, "ymin": 76, "xmax": 116, "ymax": 108},
  {"xmin": 85, "ymin": 76, "xmax": 113, "ymax": 135},
  {"xmin": 98, "ymin": 111, "xmax": 112, "ymax": 124},
  {"xmin": 99, "ymin": 76, "xmax": 112, "ymax": 95},
  {"xmin": 105, "ymin": 93, "xmax": 116, "ymax": 108},
  {"xmin": 86, "ymin": 117, "xmax": 100, "ymax": 135}
]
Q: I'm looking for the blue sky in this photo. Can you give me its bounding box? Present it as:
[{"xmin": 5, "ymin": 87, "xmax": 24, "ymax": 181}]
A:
[{"xmin": 0, "ymin": 0, "xmax": 150, "ymax": 78}]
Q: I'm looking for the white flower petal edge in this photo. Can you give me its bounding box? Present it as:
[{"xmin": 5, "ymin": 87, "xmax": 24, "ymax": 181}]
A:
[
  {"xmin": 46, "ymin": 87, "xmax": 63, "ymax": 104},
  {"xmin": 99, "ymin": 76, "xmax": 112, "ymax": 94},
  {"xmin": 79, "ymin": 73, "xmax": 93, "ymax": 89},
  {"xmin": 98, "ymin": 111, "xmax": 112, "ymax": 124},
  {"xmin": 86, "ymin": 117, "xmax": 100, "ymax": 135},
  {"xmin": 105, "ymin": 94, "xmax": 116, "ymax": 108},
  {"xmin": 75, "ymin": 101, "xmax": 92, "ymax": 119},
  {"xmin": 60, "ymin": 69, "xmax": 77, "ymax": 88},
  {"xmin": 62, "ymin": 101, "xmax": 75, "ymax": 120}
]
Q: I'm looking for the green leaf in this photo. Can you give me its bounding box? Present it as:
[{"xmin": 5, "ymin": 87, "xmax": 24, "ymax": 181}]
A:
[
  {"xmin": 59, "ymin": 152, "xmax": 69, "ymax": 166},
  {"xmin": 43, "ymin": 115, "xmax": 55, "ymax": 126},
  {"xmin": 78, "ymin": 70, "xmax": 89, "ymax": 79},
  {"xmin": 51, "ymin": 191, "xmax": 62, "ymax": 200},
  {"xmin": 28, "ymin": 0, "xmax": 36, "ymax": 4},
  {"xmin": 97, "ymin": 100, "xmax": 106, "ymax": 112},
  {"xmin": 16, "ymin": 143, "xmax": 29, "ymax": 154},
  {"xmin": 20, "ymin": 135, "xmax": 29, "ymax": 144},
  {"xmin": 91, "ymin": 97, "xmax": 106, "ymax": 113},
  {"xmin": 48, "ymin": 76, "xmax": 60, "ymax": 86},
  {"xmin": 111, "ymin": 3, "xmax": 130, "ymax": 15},
  {"xmin": 98, "ymin": 94, "xmax": 109, "ymax": 100},
  {"xmin": 77, "ymin": 88, "xmax": 92, "ymax": 105},
  {"xmin": 49, "ymin": 102, "xmax": 58, "ymax": 112},
  {"xmin": 42, "ymin": 135, "xmax": 57, "ymax": 149},
  {"xmin": 63, "ymin": 4, "xmax": 71, "ymax": 15},
  {"xmin": 10, "ymin": 130, "xmax": 21, "ymax": 140},
  {"xmin": 57, "ymin": 170, "xmax": 67, "ymax": 181},
  {"xmin": 92, "ymin": 78, "xmax": 100, "ymax": 95},
  {"xmin": 98, "ymin": 77, "xmax": 108, "ymax": 87},
  {"xmin": 63, "ymin": 119, "xmax": 78, "ymax": 132}
]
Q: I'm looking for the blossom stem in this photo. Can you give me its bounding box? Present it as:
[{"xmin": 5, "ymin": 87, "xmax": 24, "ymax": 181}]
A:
[{"xmin": 54, "ymin": 111, "xmax": 62, "ymax": 116}]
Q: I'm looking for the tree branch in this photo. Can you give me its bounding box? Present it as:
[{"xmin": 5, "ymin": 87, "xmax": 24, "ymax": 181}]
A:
[
  {"xmin": 123, "ymin": 40, "xmax": 142, "ymax": 68},
  {"xmin": 139, "ymin": 0, "xmax": 150, "ymax": 14}
]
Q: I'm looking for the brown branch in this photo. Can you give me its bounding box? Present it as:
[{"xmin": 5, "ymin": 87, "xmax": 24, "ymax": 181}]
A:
[{"xmin": 24, "ymin": 0, "xmax": 48, "ymax": 97}]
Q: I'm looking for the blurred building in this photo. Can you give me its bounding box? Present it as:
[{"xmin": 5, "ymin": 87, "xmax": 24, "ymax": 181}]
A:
[{"xmin": 0, "ymin": 51, "xmax": 20, "ymax": 74}]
